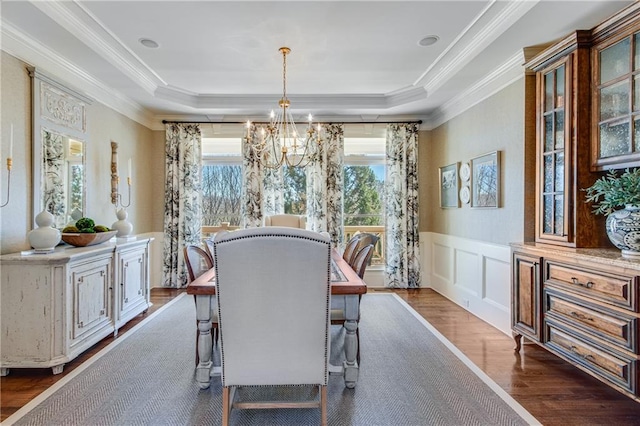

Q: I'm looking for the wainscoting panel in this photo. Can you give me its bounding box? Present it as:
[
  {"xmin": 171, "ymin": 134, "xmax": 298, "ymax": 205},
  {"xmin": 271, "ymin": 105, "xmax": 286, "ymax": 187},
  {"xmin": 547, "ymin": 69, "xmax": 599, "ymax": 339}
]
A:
[{"xmin": 421, "ymin": 232, "xmax": 511, "ymax": 335}]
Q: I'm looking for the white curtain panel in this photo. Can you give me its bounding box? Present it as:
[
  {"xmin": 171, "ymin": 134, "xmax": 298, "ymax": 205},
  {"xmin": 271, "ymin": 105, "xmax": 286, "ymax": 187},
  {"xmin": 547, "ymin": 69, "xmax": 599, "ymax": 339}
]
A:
[
  {"xmin": 162, "ymin": 123, "xmax": 202, "ymax": 288},
  {"xmin": 385, "ymin": 123, "xmax": 421, "ymax": 288},
  {"xmin": 306, "ymin": 123, "xmax": 344, "ymax": 247}
]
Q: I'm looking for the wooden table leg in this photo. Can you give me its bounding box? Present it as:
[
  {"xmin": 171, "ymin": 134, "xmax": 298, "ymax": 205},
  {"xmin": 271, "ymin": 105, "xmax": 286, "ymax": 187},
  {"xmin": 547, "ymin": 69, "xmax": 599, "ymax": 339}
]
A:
[{"xmin": 195, "ymin": 294, "xmax": 213, "ymax": 389}]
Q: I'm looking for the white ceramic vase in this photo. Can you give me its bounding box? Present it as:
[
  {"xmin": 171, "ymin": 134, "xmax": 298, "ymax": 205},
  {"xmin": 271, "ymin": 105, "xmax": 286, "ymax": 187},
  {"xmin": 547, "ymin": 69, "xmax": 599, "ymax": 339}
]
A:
[
  {"xmin": 28, "ymin": 210, "xmax": 61, "ymax": 251},
  {"xmin": 112, "ymin": 208, "xmax": 133, "ymax": 237}
]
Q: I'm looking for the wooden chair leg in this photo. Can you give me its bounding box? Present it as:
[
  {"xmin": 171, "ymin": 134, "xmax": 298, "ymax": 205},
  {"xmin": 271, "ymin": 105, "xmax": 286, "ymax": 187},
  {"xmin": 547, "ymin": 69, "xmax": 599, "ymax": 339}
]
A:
[
  {"xmin": 222, "ymin": 387, "xmax": 230, "ymax": 426},
  {"xmin": 320, "ymin": 385, "xmax": 327, "ymax": 426}
]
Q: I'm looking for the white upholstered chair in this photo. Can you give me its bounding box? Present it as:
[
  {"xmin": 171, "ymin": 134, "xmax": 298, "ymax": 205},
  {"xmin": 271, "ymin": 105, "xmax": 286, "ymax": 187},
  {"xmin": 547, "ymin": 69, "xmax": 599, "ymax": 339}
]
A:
[
  {"xmin": 214, "ymin": 227, "xmax": 331, "ymax": 425},
  {"xmin": 263, "ymin": 214, "xmax": 307, "ymax": 229}
]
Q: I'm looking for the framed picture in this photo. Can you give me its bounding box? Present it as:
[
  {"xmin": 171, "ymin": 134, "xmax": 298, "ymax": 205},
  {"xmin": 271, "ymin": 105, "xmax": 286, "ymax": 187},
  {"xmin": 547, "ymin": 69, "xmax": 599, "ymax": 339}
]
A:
[
  {"xmin": 439, "ymin": 162, "xmax": 460, "ymax": 208},
  {"xmin": 470, "ymin": 151, "xmax": 500, "ymax": 208}
]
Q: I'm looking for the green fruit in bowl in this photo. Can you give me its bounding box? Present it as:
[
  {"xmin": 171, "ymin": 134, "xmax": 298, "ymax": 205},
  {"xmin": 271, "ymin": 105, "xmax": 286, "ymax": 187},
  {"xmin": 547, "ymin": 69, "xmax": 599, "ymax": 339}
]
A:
[
  {"xmin": 80, "ymin": 228, "xmax": 96, "ymax": 233},
  {"xmin": 94, "ymin": 225, "xmax": 110, "ymax": 232},
  {"xmin": 75, "ymin": 217, "xmax": 95, "ymax": 231},
  {"xmin": 63, "ymin": 226, "xmax": 80, "ymax": 233}
]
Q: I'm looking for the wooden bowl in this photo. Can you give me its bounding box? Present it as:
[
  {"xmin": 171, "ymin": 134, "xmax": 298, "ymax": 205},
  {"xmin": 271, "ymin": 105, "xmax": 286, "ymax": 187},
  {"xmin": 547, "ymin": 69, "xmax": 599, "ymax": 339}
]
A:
[{"xmin": 61, "ymin": 230, "xmax": 117, "ymax": 247}]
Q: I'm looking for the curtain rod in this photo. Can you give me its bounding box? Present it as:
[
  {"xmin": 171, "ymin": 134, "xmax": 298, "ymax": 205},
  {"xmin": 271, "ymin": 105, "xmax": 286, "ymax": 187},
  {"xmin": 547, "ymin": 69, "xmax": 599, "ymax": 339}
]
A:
[{"xmin": 161, "ymin": 120, "xmax": 422, "ymax": 125}]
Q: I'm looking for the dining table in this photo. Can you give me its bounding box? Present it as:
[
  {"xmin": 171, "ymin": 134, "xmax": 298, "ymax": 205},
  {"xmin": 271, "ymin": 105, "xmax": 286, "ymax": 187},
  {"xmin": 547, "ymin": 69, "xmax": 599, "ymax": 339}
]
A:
[{"xmin": 186, "ymin": 248, "xmax": 367, "ymax": 389}]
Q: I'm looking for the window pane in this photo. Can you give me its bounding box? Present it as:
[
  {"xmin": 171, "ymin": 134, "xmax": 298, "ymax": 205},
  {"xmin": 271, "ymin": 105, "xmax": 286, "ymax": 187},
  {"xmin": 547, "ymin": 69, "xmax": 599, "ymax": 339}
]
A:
[
  {"xmin": 600, "ymin": 37, "xmax": 630, "ymax": 83},
  {"xmin": 201, "ymin": 164, "xmax": 242, "ymax": 226},
  {"xmin": 545, "ymin": 72, "xmax": 554, "ymax": 112},
  {"xmin": 284, "ymin": 166, "xmax": 306, "ymax": 215},
  {"xmin": 555, "ymin": 110, "xmax": 564, "ymax": 149},
  {"xmin": 556, "ymin": 65, "xmax": 565, "ymax": 108},
  {"xmin": 343, "ymin": 165, "xmax": 384, "ymax": 226},
  {"xmin": 600, "ymin": 120, "xmax": 631, "ymax": 157},
  {"xmin": 600, "ymin": 80, "xmax": 630, "ymax": 121}
]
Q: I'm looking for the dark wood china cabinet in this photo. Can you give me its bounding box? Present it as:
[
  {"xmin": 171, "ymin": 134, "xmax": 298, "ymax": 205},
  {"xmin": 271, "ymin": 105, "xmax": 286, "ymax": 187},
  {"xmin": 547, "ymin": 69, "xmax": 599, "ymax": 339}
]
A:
[{"xmin": 512, "ymin": 3, "xmax": 640, "ymax": 403}]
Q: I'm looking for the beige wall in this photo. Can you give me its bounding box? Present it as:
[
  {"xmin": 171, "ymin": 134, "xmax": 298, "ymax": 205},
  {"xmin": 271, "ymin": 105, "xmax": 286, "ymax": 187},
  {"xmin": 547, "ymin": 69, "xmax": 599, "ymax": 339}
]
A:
[
  {"xmin": 0, "ymin": 51, "xmax": 161, "ymax": 254},
  {"xmin": 419, "ymin": 79, "xmax": 527, "ymax": 246}
]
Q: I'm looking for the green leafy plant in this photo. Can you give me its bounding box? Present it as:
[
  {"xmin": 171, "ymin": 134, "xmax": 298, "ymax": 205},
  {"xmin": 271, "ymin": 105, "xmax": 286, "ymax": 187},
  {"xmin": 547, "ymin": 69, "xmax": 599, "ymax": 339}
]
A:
[{"xmin": 584, "ymin": 168, "xmax": 640, "ymax": 215}]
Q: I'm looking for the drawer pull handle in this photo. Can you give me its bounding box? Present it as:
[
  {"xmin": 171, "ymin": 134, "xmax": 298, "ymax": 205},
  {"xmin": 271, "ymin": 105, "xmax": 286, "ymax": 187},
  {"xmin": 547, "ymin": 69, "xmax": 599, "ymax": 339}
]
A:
[
  {"xmin": 570, "ymin": 311, "xmax": 594, "ymax": 322},
  {"xmin": 571, "ymin": 277, "xmax": 594, "ymax": 288}
]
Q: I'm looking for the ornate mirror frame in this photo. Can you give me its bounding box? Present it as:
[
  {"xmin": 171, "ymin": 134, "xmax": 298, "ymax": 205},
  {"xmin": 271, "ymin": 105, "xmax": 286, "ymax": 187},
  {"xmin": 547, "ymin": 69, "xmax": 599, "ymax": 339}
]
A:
[{"xmin": 29, "ymin": 68, "xmax": 92, "ymax": 228}]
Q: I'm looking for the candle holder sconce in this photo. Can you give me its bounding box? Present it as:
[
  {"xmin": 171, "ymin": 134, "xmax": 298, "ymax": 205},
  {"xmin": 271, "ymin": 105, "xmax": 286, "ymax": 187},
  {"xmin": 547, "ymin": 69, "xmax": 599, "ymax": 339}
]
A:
[
  {"xmin": 110, "ymin": 141, "xmax": 131, "ymax": 208},
  {"xmin": 0, "ymin": 157, "xmax": 12, "ymax": 208}
]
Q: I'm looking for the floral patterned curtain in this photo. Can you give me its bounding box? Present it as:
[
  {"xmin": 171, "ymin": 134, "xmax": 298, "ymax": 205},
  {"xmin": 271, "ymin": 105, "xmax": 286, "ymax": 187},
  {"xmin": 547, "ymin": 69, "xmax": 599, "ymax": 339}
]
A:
[
  {"xmin": 385, "ymin": 123, "xmax": 420, "ymax": 288},
  {"xmin": 306, "ymin": 124, "xmax": 344, "ymax": 247},
  {"xmin": 241, "ymin": 124, "xmax": 283, "ymax": 227},
  {"xmin": 162, "ymin": 123, "xmax": 202, "ymax": 288}
]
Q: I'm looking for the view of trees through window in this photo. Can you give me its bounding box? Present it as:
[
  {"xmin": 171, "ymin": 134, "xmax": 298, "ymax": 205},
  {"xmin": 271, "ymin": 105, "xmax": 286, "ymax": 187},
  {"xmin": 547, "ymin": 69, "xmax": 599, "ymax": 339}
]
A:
[
  {"xmin": 202, "ymin": 164, "xmax": 242, "ymax": 226},
  {"xmin": 344, "ymin": 165, "xmax": 384, "ymax": 226},
  {"xmin": 201, "ymin": 133, "xmax": 385, "ymax": 229}
]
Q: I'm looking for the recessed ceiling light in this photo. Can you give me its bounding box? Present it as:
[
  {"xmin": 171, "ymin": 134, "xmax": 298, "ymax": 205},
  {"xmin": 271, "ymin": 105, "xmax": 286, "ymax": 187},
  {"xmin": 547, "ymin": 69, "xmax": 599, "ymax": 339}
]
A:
[
  {"xmin": 139, "ymin": 38, "xmax": 159, "ymax": 48},
  {"xmin": 418, "ymin": 35, "xmax": 439, "ymax": 47}
]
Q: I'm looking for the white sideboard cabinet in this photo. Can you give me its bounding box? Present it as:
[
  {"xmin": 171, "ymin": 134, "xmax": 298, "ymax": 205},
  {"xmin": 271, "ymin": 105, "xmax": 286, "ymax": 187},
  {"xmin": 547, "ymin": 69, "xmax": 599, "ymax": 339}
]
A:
[{"xmin": 0, "ymin": 237, "xmax": 152, "ymax": 375}]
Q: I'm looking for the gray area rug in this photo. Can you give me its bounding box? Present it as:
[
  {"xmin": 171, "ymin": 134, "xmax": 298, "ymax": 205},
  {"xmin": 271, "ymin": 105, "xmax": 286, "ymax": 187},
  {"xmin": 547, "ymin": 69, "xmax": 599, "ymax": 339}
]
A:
[{"xmin": 10, "ymin": 293, "xmax": 537, "ymax": 425}]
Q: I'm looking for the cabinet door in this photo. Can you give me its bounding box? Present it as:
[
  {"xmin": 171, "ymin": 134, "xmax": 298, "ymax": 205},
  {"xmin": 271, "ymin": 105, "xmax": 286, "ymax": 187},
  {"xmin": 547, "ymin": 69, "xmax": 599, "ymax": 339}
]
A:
[
  {"xmin": 593, "ymin": 29, "xmax": 640, "ymax": 170},
  {"xmin": 70, "ymin": 257, "xmax": 112, "ymax": 344},
  {"xmin": 116, "ymin": 246, "xmax": 148, "ymax": 322},
  {"xmin": 537, "ymin": 59, "xmax": 571, "ymax": 244},
  {"xmin": 512, "ymin": 251, "xmax": 542, "ymax": 341}
]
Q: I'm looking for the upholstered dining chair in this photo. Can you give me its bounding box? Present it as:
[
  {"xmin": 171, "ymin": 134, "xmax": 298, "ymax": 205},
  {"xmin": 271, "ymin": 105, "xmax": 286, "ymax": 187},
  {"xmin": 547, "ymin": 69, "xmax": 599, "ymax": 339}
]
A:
[
  {"xmin": 183, "ymin": 245, "xmax": 215, "ymax": 365},
  {"xmin": 214, "ymin": 227, "xmax": 331, "ymax": 426},
  {"xmin": 263, "ymin": 214, "xmax": 307, "ymax": 229}
]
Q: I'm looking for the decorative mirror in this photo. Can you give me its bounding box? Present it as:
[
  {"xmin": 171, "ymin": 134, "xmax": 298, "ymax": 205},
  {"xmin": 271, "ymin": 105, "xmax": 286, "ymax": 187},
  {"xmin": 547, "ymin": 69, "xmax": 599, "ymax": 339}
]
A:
[{"xmin": 30, "ymin": 68, "xmax": 92, "ymax": 228}]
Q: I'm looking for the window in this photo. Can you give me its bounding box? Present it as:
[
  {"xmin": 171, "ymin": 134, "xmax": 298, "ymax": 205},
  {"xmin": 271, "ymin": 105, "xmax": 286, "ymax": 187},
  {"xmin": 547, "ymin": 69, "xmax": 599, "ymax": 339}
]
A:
[
  {"xmin": 283, "ymin": 166, "xmax": 306, "ymax": 215},
  {"xmin": 201, "ymin": 134, "xmax": 242, "ymax": 227},
  {"xmin": 343, "ymin": 125, "xmax": 386, "ymax": 265}
]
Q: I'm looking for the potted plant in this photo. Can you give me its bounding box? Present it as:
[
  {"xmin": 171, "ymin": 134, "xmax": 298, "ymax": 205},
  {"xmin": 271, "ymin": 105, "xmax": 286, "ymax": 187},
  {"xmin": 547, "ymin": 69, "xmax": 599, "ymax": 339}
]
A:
[{"xmin": 584, "ymin": 168, "xmax": 640, "ymax": 256}]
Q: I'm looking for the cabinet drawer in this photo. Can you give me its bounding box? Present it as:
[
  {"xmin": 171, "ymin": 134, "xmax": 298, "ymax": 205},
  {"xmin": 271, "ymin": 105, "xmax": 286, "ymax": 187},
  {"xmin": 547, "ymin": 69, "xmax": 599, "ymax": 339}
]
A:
[
  {"xmin": 543, "ymin": 259, "xmax": 637, "ymax": 311},
  {"xmin": 545, "ymin": 289, "xmax": 637, "ymax": 352},
  {"xmin": 545, "ymin": 321, "xmax": 637, "ymax": 394}
]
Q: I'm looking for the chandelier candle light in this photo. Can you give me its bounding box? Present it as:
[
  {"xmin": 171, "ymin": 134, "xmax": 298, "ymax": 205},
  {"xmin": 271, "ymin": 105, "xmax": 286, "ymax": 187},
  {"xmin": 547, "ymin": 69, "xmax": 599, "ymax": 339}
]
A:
[{"xmin": 246, "ymin": 47, "xmax": 322, "ymax": 169}]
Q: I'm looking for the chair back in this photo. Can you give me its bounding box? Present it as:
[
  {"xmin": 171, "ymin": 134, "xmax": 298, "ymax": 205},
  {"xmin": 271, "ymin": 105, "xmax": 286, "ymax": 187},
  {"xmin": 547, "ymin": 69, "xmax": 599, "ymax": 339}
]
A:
[
  {"xmin": 183, "ymin": 245, "xmax": 213, "ymax": 282},
  {"xmin": 202, "ymin": 238, "xmax": 215, "ymax": 263},
  {"xmin": 342, "ymin": 235, "xmax": 361, "ymax": 264},
  {"xmin": 214, "ymin": 227, "xmax": 331, "ymax": 387},
  {"xmin": 350, "ymin": 244, "xmax": 374, "ymax": 279},
  {"xmin": 263, "ymin": 214, "xmax": 306, "ymax": 229}
]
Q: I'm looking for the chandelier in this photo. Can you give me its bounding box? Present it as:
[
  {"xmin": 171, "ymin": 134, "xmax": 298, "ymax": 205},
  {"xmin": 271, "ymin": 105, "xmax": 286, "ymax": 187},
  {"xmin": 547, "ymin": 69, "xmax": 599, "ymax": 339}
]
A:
[{"xmin": 245, "ymin": 47, "xmax": 321, "ymax": 169}]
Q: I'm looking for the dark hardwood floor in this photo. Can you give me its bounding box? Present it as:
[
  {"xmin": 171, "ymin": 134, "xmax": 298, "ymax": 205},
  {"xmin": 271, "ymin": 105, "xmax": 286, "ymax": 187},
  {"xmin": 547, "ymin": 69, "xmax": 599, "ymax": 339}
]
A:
[{"xmin": 2, "ymin": 287, "xmax": 640, "ymax": 424}]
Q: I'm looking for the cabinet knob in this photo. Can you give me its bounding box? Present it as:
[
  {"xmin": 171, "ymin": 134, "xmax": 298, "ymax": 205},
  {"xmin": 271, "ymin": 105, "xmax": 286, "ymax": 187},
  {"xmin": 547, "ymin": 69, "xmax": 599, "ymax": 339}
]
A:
[
  {"xmin": 138, "ymin": 289, "xmax": 142, "ymax": 295},
  {"xmin": 124, "ymin": 297, "xmax": 129, "ymax": 303},
  {"xmin": 79, "ymin": 321, "xmax": 84, "ymax": 328},
  {"xmin": 100, "ymin": 309, "xmax": 105, "ymax": 315}
]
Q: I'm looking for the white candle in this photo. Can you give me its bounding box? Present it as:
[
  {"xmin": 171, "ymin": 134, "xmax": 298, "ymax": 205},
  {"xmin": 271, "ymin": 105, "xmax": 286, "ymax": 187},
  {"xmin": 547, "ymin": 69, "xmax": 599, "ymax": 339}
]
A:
[
  {"xmin": 9, "ymin": 124, "xmax": 13, "ymax": 159},
  {"xmin": 128, "ymin": 158, "xmax": 132, "ymax": 180}
]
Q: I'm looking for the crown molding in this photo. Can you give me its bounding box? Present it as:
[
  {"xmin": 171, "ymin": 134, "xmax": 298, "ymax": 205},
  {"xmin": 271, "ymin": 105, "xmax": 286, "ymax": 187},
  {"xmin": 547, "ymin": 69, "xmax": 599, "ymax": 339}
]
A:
[
  {"xmin": 2, "ymin": 20, "xmax": 155, "ymax": 129},
  {"xmin": 424, "ymin": 49, "xmax": 525, "ymax": 130},
  {"xmin": 31, "ymin": 1, "xmax": 163, "ymax": 94},
  {"xmin": 415, "ymin": 0, "xmax": 538, "ymax": 95}
]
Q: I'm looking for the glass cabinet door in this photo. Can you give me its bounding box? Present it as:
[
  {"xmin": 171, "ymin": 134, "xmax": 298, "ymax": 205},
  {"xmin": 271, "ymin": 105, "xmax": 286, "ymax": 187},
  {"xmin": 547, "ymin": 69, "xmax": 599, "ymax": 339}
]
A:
[
  {"xmin": 594, "ymin": 32, "xmax": 640, "ymax": 169},
  {"xmin": 539, "ymin": 62, "xmax": 569, "ymax": 241}
]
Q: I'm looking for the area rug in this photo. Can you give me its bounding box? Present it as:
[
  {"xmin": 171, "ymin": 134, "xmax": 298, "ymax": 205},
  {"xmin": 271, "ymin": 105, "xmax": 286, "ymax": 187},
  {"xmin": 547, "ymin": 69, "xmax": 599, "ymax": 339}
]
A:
[{"xmin": 5, "ymin": 293, "xmax": 539, "ymax": 425}]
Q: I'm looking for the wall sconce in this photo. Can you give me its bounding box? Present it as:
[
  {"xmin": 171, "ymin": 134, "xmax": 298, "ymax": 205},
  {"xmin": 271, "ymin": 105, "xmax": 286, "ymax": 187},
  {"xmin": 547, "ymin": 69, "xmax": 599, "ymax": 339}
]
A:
[
  {"xmin": 1, "ymin": 124, "xmax": 14, "ymax": 208},
  {"xmin": 110, "ymin": 141, "xmax": 131, "ymax": 208}
]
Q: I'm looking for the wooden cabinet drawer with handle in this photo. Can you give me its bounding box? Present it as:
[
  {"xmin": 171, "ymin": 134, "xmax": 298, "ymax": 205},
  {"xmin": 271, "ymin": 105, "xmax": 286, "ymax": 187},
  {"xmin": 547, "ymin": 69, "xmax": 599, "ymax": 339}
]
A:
[
  {"xmin": 545, "ymin": 288, "xmax": 637, "ymax": 352},
  {"xmin": 546, "ymin": 320, "xmax": 637, "ymax": 395},
  {"xmin": 543, "ymin": 259, "xmax": 637, "ymax": 311}
]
